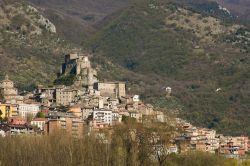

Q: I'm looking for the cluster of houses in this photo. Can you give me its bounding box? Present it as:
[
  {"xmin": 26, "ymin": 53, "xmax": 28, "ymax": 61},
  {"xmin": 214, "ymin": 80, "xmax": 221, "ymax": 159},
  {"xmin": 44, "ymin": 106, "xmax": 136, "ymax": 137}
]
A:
[
  {"xmin": 0, "ymin": 53, "xmax": 164, "ymax": 137},
  {"xmin": 176, "ymin": 119, "xmax": 249, "ymax": 158},
  {"xmin": 0, "ymin": 53, "xmax": 249, "ymax": 159}
]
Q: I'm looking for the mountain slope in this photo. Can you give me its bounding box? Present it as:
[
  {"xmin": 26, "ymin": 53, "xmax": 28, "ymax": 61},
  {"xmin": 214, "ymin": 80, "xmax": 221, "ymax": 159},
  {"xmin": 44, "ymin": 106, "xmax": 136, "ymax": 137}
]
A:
[
  {"xmin": 28, "ymin": 0, "xmax": 129, "ymax": 45},
  {"xmin": 87, "ymin": 0, "xmax": 250, "ymax": 136}
]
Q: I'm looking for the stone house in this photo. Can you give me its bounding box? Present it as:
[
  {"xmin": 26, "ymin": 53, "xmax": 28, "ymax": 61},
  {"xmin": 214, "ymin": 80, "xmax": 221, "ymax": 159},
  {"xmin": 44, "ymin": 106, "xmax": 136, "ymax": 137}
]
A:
[{"xmin": 56, "ymin": 87, "xmax": 78, "ymax": 106}]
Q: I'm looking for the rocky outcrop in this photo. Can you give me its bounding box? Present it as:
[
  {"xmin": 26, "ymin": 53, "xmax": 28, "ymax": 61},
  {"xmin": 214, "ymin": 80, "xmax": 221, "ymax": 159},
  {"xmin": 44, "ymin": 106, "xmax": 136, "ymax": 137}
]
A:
[
  {"xmin": 0, "ymin": 1, "xmax": 56, "ymax": 35},
  {"xmin": 27, "ymin": 5, "xmax": 56, "ymax": 34}
]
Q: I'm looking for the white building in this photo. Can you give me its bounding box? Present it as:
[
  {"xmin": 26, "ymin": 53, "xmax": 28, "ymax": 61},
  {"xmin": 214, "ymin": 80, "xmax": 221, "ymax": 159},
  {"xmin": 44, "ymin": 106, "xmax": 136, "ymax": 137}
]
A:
[
  {"xmin": 93, "ymin": 110, "xmax": 112, "ymax": 125},
  {"xmin": 133, "ymin": 95, "xmax": 140, "ymax": 102},
  {"xmin": 18, "ymin": 104, "xmax": 40, "ymax": 118},
  {"xmin": 166, "ymin": 87, "xmax": 172, "ymax": 97},
  {"xmin": 31, "ymin": 118, "xmax": 46, "ymax": 130},
  {"xmin": 129, "ymin": 112, "xmax": 142, "ymax": 123}
]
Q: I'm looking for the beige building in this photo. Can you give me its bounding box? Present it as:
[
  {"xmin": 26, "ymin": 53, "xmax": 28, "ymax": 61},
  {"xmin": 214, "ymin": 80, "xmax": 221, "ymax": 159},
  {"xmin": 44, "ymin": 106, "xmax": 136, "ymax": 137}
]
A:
[
  {"xmin": 18, "ymin": 103, "xmax": 40, "ymax": 118},
  {"xmin": 95, "ymin": 82, "xmax": 126, "ymax": 98},
  {"xmin": 56, "ymin": 87, "xmax": 78, "ymax": 106}
]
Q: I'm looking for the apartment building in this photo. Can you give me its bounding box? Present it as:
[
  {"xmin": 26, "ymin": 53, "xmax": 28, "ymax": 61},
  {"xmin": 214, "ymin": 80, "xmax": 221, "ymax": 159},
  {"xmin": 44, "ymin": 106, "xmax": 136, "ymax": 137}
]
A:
[
  {"xmin": 46, "ymin": 112, "xmax": 85, "ymax": 138},
  {"xmin": 56, "ymin": 87, "xmax": 78, "ymax": 106},
  {"xmin": 18, "ymin": 103, "xmax": 40, "ymax": 118},
  {"xmin": 93, "ymin": 109, "xmax": 112, "ymax": 128}
]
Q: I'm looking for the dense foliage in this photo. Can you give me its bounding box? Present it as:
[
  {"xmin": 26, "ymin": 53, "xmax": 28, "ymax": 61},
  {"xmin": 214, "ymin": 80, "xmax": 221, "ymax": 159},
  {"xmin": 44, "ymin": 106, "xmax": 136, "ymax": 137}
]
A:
[
  {"xmin": 54, "ymin": 74, "xmax": 76, "ymax": 86},
  {"xmin": 0, "ymin": 124, "xmax": 246, "ymax": 166}
]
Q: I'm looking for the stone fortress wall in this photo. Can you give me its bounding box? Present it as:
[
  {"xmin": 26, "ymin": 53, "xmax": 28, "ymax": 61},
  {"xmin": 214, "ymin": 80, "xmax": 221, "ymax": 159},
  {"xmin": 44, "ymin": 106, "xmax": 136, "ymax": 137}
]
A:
[{"xmin": 94, "ymin": 82, "xmax": 126, "ymax": 98}]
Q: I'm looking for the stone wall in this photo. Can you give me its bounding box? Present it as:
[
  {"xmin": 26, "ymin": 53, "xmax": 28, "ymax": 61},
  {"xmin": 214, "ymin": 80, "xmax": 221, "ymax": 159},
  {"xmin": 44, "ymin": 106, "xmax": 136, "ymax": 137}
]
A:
[{"xmin": 95, "ymin": 82, "xmax": 126, "ymax": 98}]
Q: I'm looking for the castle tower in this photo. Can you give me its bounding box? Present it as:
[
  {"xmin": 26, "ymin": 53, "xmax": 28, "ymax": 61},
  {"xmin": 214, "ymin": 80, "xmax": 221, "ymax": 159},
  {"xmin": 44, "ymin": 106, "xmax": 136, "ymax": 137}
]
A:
[
  {"xmin": 61, "ymin": 53, "xmax": 99, "ymax": 89},
  {"xmin": 117, "ymin": 83, "xmax": 126, "ymax": 98}
]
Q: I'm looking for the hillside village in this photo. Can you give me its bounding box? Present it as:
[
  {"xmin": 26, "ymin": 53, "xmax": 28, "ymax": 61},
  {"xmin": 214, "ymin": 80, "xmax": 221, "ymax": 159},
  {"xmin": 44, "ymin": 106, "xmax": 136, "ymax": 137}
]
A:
[{"xmin": 0, "ymin": 52, "xmax": 249, "ymax": 159}]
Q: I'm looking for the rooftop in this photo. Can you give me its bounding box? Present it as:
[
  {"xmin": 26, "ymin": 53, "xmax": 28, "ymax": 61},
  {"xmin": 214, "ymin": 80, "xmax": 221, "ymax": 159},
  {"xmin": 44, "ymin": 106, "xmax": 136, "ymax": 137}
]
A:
[{"xmin": 31, "ymin": 118, "xmax": 47, "ymax": 122}]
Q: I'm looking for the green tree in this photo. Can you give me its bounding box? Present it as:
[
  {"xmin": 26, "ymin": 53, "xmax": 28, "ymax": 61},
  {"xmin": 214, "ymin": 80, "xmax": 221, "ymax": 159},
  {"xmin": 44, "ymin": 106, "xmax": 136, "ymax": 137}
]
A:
[
  {"xmin": 26, "ymin": 113, "xmax": 33, "ymax": 123},
  {"xmin": 56, "ymin": 106, "xmax": 69, "ymax": 112},
  {"xmin": 122, "ymin": 115, "xmax": 136, "ymax": 124},
  {"xmin": 3, "ymin": 117, "xmax": 8, "ymax": 122},
  {"xmin": 0, "ymin": 91, "xmax": 4, "ymax": 100},
  {"xmin": 36, "ymin": 112, "xmax": 45, "ymax": 118},
  {"xmin": 0, "ymin": 109, "xmax": 2, "ymax": 121},
  {"xmin": 54, "ymin": 74, "xmax": 76, "ymax": 86}
]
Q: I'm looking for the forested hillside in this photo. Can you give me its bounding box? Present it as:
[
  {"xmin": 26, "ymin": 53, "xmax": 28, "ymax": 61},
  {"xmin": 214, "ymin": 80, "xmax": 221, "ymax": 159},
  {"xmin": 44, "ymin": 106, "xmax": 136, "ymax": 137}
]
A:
[{"xmin": 87, "ymin": 0, "xmax": 250, "ymax": 136}]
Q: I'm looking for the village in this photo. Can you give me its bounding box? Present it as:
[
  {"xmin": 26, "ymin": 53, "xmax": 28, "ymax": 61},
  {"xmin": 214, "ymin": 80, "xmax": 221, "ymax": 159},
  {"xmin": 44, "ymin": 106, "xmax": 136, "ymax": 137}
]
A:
[{"xmin": 0, "ymin": 53, "xmax": 249, "ymax": 159}]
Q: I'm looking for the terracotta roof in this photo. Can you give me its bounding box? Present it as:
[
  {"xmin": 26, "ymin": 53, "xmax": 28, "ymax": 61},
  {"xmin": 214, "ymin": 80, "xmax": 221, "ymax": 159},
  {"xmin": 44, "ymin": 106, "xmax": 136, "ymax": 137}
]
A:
[{"xmin": 31, "ymin": 118, "xmax": 46, "ymax": 122}]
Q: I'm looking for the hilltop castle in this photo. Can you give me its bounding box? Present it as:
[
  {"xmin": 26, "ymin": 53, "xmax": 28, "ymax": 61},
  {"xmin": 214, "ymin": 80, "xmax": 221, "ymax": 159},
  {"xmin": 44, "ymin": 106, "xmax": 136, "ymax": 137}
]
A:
[
  {"xmin": 34, "ymin": 52, "xmax": 127, "ymax": 106},
  {"xmin": 61, "ymin": 53, "xmax": 98, "ymax": 88}
]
